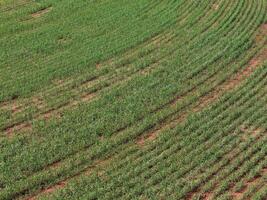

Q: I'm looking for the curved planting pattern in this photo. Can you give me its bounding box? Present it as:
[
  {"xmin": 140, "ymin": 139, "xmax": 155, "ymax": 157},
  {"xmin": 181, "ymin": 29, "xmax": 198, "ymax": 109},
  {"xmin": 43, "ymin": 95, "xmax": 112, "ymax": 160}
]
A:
[{"xmin": 0, "ymin": 0, "xmax": 266, "ymax": 199}]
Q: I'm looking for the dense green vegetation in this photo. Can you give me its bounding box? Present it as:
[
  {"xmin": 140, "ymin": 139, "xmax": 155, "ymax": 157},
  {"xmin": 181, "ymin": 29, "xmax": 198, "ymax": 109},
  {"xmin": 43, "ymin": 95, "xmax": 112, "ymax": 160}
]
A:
[{"xmin": 0, "ymin": 0, "xmax": 266, "ymax": 200}]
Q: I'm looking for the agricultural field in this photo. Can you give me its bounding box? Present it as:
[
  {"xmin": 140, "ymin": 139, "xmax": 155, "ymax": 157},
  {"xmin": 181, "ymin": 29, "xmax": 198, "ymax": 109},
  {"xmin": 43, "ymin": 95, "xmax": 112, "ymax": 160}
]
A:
[{"xmin": 0, "ymin": 0, "xmax": 267, "ymax": 199}]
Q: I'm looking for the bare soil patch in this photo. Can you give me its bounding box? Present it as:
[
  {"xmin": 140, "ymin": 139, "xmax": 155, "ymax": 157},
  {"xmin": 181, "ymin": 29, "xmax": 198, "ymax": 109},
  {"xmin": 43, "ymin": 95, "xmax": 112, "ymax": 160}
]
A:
[
  {"xmin": 4, "ymin": 92, "xmax": 96, "ymax": 137},
  {"xmin": 137, "ymin": 110, "xmax": 187, "ymax": 146},
  {"xmin": 186, "ymin": 189, "xmax": 213, "ymax": 200},
  {"xmin": 11, "ymin": 103, "xmax": 22, "ymax": 114},
  {"xmin": 1, "ymin": 102, "xmax": 23, "ymax": 114},
  {"xmin": 31, "ymin": 7, "xmax": 52, "ymax": 18},
  {"xmin": 194, "ymin": 49, "xmax": 267, "ymax": 113},
  {"xmin": 212, "ymin": 3, "xmax": 219, "ymax": 11},
  {"xmin": 26, "ymin": 157, "xmax": 111, "ymax": 200},
  {"xmin": 27, "ymin": 181, "xmax": 66, "ymax": 200},
  {"xmin": 202, "ymin": 192, "xmax": 213, "ymax": 200},
  {"xmin": 32, "ymin": 97, "xmax": 45, "ymax": 110},
  {"xmin": 255, "ymin": 23, "xmax": 267, "ymax": 43},
  {"xmin": 6, "ymin": 123, "xmax": 32, "ymax": 138},
  {"xmin": 240, "ymin": 126, "xmax": 264, "ymax": 141},
  {"xmin": 136, "ymin": 41, "xmax": 266, "ymax": 146},
  {"xmin": 96, "ymin": 63, "xmax": 101, "ymax": 69},
  {"xmin": 231, "ymin": 174, "xmax": 264, "ymax": 199}
]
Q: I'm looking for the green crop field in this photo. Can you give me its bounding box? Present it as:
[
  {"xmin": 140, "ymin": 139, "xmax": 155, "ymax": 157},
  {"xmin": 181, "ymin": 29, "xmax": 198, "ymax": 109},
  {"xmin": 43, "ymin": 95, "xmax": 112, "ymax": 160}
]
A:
[{"xmin": 0, "ymin": 0, "xmax": 267, "ymax": 199}]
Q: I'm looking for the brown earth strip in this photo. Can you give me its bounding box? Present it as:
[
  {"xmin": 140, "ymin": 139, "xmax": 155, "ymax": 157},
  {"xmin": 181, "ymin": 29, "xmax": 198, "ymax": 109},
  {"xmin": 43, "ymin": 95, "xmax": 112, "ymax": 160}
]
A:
[
  {"xmin": 27, "ymin": 182, "xmax": 66, "ymax": 200},
  {"xmin": 2, "ymin": 37, "xmax": 175, "ymax": 137},
  {"xmin": 35, "ymin": 68, "xmax": 266, "ymax": 200},
  {"xmin": 21, "ymin": 50, "xmax": 266, "ymax": 199},
  {"xmin": 186, "ymin": 128, "xmax": 266, "ymax": 200},
  {"xmin": 231, "ymin": 167, "xmax": 267, "ymax": 199},
  {"xmin": 26, "ymin": 157, "xmax": 112, "ymax": 200},
  {"xmin": 202, "ymin": 192, "xmax": 213, "ymax": 200},
  {"xmin": 0, "ymin": 13, "xmax": 235, "ymax": 131},
  {"xmin": 12, "ymin": 36, "xmax": 267, "ymax": 200},
  {"xmin": 193, "ymin": 49, "xmax": 267, "ymax": 112},
  {"xmin": 0, "ymin": 30, "xmax": 168, "ymax": 111},
  {"xmin": 6, "ymin": 123, "xmax": 32, "ymax": 137},
  {"xmin": 187, "ymin": 191, "xmax": 213, "ymax": 200},
  {"xmin": 31, "ymin": 7, "xmax": 52, "ymax": 18},
  {"xmin": 136, "ymin": 44, "xmax": 267, "ymax": 146},
  {"xmin": 5, "ymin": 22, "xmax": 266, "ymax": 200},
  {"xmin": 0, "ymin": 33, "xmax": 171, "ymax": 136},
  {"xmin": 240, "ymin": 126, "xmax": 263, "ymax": 141},
  {"xmin": 0, "ymin": 102, "xmax": 23, "ymax": 115},
  {"xmin": 2, "ymin": 58, "xmax": 160, "ymax": 137},
  {"xmin": 4, "ymin": 92, "xmax": 96, "ymax": 137},
  {"xmin": 0, "ymin": 0, "xmax": 31, "ymax": 12},
  {"xmin": 212, "ymin": 3, "xmax": 219, "ymax": 11}
]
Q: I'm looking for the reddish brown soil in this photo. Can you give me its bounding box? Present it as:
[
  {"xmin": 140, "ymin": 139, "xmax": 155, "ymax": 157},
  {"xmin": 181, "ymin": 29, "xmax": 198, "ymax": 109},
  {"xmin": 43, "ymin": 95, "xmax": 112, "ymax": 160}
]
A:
[
  {"xmin": 137, "ymin": 110, "xmax": 187, "ymax": 146},
  {"xmin": 6, "ymin": 123, "xmax": 32, "ymax": 137},
  {"xmin": 8, "ymin": 23, "xmax": 267, "ymax": 200},
  {"xmin": 230, "ymin": 151, "xmax": 267, "ymax": 199},
  {"xmin": 203, "ymin": 192, "xmax": 213, "ymax": 200},
  {"xmin": 194, "ymin": 49, "xmax": 266, "ymax": 113},
  {"xmin": 25, "ymin": 157, "xmax": 112, "ymax": 200},
  {"xmin": 212, "ymin": 3, "xmax": 219, "ymax": 10},
  {"xmin": 136, "ymin": 45, "xmax": 266, "ymax": 146},
  {"xmin": 186, "ymin": 189, "xmax": 214, "ymax": 200},
  {"xmin": 240, "ymin": 126, "xmax": 264, "ymax": 141},
  {"xmin": 4, "ymin": 92, "xmax": 96, "ymax": 137},
  {"xmin": 31, "ymin": 7, "xmax": 52, "ymax": 18},
  {"xmin": 27, "ymin": 181, "xmax": 66, "ymax": 200},
  {"xmin": 96, "ymin": 63, "xmax": 101, "ymax": 69},
  {"xmin": 231, "ymin": 177, "xmax": 260, "ymax": 199}
]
